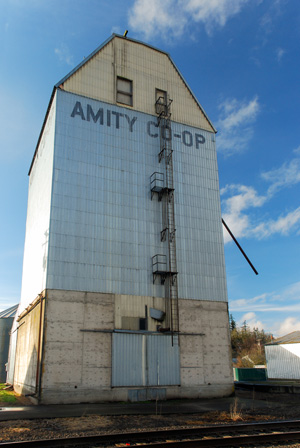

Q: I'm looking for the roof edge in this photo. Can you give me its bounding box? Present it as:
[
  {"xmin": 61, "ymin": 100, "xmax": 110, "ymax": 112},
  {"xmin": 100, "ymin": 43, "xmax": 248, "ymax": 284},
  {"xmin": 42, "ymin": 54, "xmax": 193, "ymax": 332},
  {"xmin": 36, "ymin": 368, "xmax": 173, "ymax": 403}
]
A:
[
  {"xmin": 168, "ymin": 54, "xmax": 216, "ymax": 133},
  {"xmin": 28, "ymin": 87, "xmax": 56, "ymax": 175},
  {"xmin": 55, "ymin": 34, "xmax": 172, "ymax": 88},
  {"xmin": 55, "ymin": 34, "xmax": 216, "ymax": 133},
  {"xmin": 55, "ymin": 35, "xmax": 115, "ymax": 88},
  {"xmin": 0, "ymin": 304, "xmax": 19, "ymax": 318},
  {"xmin": 30, "ymin": 34, "xmax": 216, "ymax": 175}
]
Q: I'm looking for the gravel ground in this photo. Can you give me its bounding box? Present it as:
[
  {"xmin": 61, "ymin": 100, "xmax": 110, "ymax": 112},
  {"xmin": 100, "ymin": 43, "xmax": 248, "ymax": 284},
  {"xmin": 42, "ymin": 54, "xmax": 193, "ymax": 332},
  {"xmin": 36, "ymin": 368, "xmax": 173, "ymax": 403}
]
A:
[{"xmin": 1, "ymin": 389, "xmax": 300, "ymax": 444}]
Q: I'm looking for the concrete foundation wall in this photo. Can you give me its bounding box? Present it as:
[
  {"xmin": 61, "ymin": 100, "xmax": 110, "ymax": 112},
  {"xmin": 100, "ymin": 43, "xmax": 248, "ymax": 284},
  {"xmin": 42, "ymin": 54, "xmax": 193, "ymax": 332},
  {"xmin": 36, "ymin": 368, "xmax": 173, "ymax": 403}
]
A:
[
  {"xmin": 35, "ymin": 290, "xmax": 232, "ymax": 404},
  {"xmin": 179, "ymin": 299, "xmax": 233, "ymax": 398},
  {"xmin": 41, "ymin": 290, "xmax": 114, "ymax": 402}
]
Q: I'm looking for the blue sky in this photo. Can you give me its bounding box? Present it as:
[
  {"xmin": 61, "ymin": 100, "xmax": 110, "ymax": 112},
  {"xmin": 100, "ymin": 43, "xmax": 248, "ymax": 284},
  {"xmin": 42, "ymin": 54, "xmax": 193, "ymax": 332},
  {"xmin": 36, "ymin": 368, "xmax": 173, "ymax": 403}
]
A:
[{"xmin": 1, "ymin": 0, "xmax": 299, "ymax": 336}]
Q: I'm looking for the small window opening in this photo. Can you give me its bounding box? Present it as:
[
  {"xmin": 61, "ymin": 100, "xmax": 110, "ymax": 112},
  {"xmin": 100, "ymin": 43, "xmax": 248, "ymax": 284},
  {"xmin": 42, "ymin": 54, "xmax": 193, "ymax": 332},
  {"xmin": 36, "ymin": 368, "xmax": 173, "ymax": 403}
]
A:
[
  {"xmin": 155, "ymin": 89, "xmax": 167, "ymax": 114},
  {"xmin": 117, "ymin": 77, "xmax": 133, "ymax": 106},
  {"xmin": 139, "ymin": 318, "xmax": 147, "ymax": 330}
]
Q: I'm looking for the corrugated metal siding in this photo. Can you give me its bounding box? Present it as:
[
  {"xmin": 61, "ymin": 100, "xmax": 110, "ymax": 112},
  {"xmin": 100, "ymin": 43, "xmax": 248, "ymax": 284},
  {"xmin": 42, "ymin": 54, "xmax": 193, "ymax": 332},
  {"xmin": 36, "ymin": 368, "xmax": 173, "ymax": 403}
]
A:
[
  {"xmin": 266, "ymin": 344, "xmax": 300, "ymax": 379},
  {"xmin": 0, "ymin": 305, "xmax": 18, "ymax": 319},
  {"xmin": 112, "ymin": 333, "xmax": 180, "ymax": 387},
  {"xmin": 47, "ymin": 90, "xmax": 227, "ymax": 302},
  {"xmin": 147, "ymin": 334, "xmax": 180, "ymax": 386},
  {"xmin": 62, "ymin": 36, "xmax": 214, "ymax": 133},
  {"xmin": 0, "ymin": 318, "xmax": 14, "ymax": 382},
  {"xmin": 8, "ymin": 97, "xmax": 56, "ymax": 384},
  {"xmin": 20, "ymin": 94, "xmax": 57, "ymax": 310},
  {"xmin": 112, "ymin": 333, "xmax": 146, "ymax": 386},
  {"xmin": 6, "ymin": 325, "xmax": 17, "ymax": 384}
]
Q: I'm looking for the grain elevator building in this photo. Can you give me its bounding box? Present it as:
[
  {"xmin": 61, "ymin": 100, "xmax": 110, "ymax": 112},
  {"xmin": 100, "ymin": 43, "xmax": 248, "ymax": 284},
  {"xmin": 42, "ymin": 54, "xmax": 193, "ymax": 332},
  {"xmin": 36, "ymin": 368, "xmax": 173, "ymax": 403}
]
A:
[{"xmin": 9, "ymin": 34, "xmax": 233, "ymax": 404}]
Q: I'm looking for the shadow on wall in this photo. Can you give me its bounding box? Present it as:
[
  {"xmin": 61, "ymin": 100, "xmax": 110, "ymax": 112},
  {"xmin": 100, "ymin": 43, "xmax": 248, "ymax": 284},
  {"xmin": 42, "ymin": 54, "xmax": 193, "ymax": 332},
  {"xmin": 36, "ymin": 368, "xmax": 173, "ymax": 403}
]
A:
[
  {"xmin": 13, "ymin": 298, "xmax": 44, "ymax": 398},
  {"xmin": 14, "ymin": 346, "xmax": 38, "ymax": 396}
]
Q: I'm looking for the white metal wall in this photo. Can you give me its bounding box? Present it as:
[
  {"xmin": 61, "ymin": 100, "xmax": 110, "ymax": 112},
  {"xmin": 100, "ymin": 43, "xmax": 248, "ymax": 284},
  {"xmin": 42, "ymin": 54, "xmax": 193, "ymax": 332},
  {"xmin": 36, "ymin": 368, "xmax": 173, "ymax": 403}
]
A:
[
  {"xmin": 266, "ymin": 344, "xmax": 300, "ymax": 379},
  {"xmin": 46, "ymin": 89, "xmax": 227, "ymax": 302},
  {"xmin": 7, "ymin": 96, "xmax": 57, "ymax": 384},
  {"xmin": 20, "ymin": 95, "xmax": 57, "ymax": 309}
]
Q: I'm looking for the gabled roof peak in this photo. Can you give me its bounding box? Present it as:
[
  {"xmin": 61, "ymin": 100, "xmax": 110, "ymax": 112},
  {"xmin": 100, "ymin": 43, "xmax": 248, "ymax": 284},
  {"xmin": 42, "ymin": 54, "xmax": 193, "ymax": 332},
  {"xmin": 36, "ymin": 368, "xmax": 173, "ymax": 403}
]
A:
[{"xmin": 55, "ymin": 34, "xmax": 170, "ymax": 89}]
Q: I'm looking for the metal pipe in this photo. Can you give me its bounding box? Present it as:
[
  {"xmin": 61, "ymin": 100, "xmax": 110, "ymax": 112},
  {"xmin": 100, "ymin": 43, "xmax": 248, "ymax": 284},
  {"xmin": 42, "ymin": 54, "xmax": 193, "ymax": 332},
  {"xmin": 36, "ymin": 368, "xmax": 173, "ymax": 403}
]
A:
[
  {"xmin": 37, "ymin": 291, "xmax": 47, "ymax": 402},
  {"xmin": 222, "ymin": 218, "xmax": 258, "ymax": 275}
]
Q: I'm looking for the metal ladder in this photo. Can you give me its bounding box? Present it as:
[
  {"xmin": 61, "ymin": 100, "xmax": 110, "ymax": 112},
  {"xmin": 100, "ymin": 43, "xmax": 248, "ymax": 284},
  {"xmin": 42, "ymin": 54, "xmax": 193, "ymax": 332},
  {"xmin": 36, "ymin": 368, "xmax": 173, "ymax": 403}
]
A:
[{"xmin": 156, "ymin": 96, "xmax": 179, "ymax": 342}]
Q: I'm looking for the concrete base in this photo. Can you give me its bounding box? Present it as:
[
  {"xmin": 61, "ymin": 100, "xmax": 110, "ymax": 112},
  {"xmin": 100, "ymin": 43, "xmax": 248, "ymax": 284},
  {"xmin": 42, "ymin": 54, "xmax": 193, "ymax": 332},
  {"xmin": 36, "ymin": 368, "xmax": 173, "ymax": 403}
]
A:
[
  {"xmin": 13, "ymin": 289, "xmax": 233, "ymax": 404},
  {"xmin": 38, "ymin": 384, "xmax": 234, "ymax": 405}
]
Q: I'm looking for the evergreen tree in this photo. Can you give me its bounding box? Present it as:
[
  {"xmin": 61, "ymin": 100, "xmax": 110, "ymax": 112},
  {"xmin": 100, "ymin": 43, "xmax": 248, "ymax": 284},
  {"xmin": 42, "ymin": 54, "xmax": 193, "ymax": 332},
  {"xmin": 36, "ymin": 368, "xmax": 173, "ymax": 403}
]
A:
[
  {"xmin": 229, "ymin": 316, "xmax": 272, "ymax": 367},
  {"xmin": 229, "ymin": 314, "xmax": 236, "ymax": 331}
]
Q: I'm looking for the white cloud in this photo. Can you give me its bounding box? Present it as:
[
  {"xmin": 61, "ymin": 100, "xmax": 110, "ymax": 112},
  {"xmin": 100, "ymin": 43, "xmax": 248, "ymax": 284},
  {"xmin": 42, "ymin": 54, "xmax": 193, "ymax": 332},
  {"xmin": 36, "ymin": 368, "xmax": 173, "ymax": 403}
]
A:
[
  {"xmin": 230, "ymin": 282, "xmax": 300, "ymax": 315},
  {"xmin": 183, "ymin": 0, "xmax": 249, "ymax": 34},
  {"xmin": 54, "ymin": 44, "xmax": 74, "ymax": 66},
  {"xmin": 128, "ymin": 0, "xmax": 186, "ymax": 41},
  {"xmin": 262, "ymin": 158, "xmax": 300, "ymax": 196},
  {"xmin": 221, "ymin": 184, "xmax": 266, "ymax": 213},
  {"xmin": 223, "ymin": 198, "xmax": 300, "ymax": 242},
  {"xmin": 251, "ymin": 207, "xmax": 300, "ymax": 239},
  {"xmin": 275, "ymin": 317, "xmax": 300, "ymax": 337},
  {"xmin": 240, "ymin": 312, "xmax": 265, "ymax": 330},
  {"xmin": 222, "ymin": 151, "xmax": 300, "ymax": 242},
  {"xmin": 235, "ymin": 303, "xmax": 300, "ymax": 313},
  {"xmin": 216, "ymin": 96, "xmax": 260, "ymax": 155},
  {"xmin": 221, "ymin": 184, "xmax": 266, "ymax": 242},
  {"xmin": 238, "ymin": 313, "xmax": 300, "ymax": 337},
  {"xmin": 231, "ymin": 293, "xmax": 268, "ymax": 310},
  {"xmin": 128, "ymin": 0, "xmax": 250, "ymax": 40},
  {"xmin": 218, "ymin": 97, "xmax": 260, "ymax": 130}
]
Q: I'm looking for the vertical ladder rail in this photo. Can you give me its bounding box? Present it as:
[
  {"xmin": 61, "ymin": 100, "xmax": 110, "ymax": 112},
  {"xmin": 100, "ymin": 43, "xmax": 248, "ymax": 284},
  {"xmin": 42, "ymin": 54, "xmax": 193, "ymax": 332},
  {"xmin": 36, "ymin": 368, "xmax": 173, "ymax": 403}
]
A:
[{"xmin": 156, "ymin": 96, "xmax": 179, "ymax": 343}]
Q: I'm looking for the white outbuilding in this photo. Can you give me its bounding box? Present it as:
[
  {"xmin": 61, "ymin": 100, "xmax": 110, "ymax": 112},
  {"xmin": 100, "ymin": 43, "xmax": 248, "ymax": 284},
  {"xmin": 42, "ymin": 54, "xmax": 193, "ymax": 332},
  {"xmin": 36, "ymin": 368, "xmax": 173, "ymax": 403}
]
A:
[{"xmin": 265, "ymin": 331, "xmax": 300, "ymax": 380}]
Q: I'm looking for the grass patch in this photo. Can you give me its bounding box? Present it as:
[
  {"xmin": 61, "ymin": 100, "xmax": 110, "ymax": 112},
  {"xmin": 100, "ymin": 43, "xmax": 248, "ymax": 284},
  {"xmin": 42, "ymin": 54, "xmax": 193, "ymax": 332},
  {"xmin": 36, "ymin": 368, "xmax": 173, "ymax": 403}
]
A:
[
  {"xmin": 230, "ymin": 398, "xmax": 244, "ymax": 421},
  {"xmin": 0, "ymin": 383, "xmax": 17, "ymax": 403}
]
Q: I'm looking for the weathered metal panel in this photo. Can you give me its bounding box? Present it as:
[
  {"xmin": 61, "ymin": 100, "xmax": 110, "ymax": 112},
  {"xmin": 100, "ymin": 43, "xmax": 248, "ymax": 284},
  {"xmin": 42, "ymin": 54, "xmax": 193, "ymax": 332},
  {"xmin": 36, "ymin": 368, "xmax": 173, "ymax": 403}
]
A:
[
  {"xmin": 112, "ymin": 333, "xmax": 145, "ymax": 386},
  {"xmin": 112, "ymin": 333, "xmax": 180, "ymax": 387},
  {"xmin": 266, "ymin": 344, "xmax": 300, "ymax": 379},
  {"xmin": 147, "ymin": 335, "xmax": 180, "ymax": 386},
  {"xmin": 61, "ymin": 35, "xmax": 215, "ymax": 133},
  {"xmin": 47, "ymin": 90, "xmax": 227, "ymax": 302}
]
